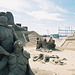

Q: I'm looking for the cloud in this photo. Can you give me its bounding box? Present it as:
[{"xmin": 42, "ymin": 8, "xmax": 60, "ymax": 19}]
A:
[
  {"xmin": 14, "ymin": 14, "xmax": 22, "ymax": 18},
  {"xmin": 33, "ymin": 0, "xmax": 68, "ymax": 13},
  {"xmin": 0, "ymin": 0, "xmax": 31, "ymax": 12},
  {"xmin": 33, "ymin": 0, "xmax": 50, "ymax": 10},
  {"xmin": 73, "ymin": 13, "xmax": 75, "ymax": 14},
  {"xmin": 25, "ymin": 10, "xmax": 65, "ymax": 21},
  {"xmin": 0, "ymin": 0, "xmax": 68, "ymax": 13},
  {"xmin": 56, "ymin": 6, "xmax": 68, "ymax": 13}
]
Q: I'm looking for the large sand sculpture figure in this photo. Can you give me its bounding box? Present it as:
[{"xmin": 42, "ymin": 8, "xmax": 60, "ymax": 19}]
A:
[{"xmin": 0, "ymin": 12, "xmax": 34, "ymax": 75}]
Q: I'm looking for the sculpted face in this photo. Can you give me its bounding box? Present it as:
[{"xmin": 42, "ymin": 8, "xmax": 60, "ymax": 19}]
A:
[
  {"xmin": 14, "ymin": 40, "xmax": 23, "ymax": 52},
  {"xmin": 14, "ymin": 40, "xmax": 23, "ymax": 48},
  {"xmin": 0, "ymin": 16, "xmax": 8, "ymax": 26}
]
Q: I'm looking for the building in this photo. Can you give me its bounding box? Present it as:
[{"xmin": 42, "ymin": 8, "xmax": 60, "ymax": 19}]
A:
[{"xmin": 58, "ymin": 27, "xmax": 75, "ymax": 40}]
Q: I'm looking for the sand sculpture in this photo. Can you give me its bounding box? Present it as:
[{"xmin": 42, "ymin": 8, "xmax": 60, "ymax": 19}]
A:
[
  {"xmin": 0, "ymin": 16, "xmax": 18, "ymax": 74},
  {"xmin": 0, "ymin": 12, "xmax": 34, "ymax": 75},
  {"xmin": 0, "ymin": 12, "xmax": 29, "ymax": 46},
  {"xmin": 8, "ymin": 40, "xmax": 34, "ymax": 75},
  {"xmin": 0, "ymin": 12, "xmax": 14, "ymax": 25},
  {"xmin": 60, "ymin": 34, "xmax": 75, "ymax": 50},
  {"xmin": 0, "ymin": 12, "xmax": 43, "ymax": 47},
  {"xmin": 36, "ymin": 37, "xmax": 56, "ymax": 50},
  {"xmin": 33, "ymin": 54, "xmax": 67, "ymax": 65}
]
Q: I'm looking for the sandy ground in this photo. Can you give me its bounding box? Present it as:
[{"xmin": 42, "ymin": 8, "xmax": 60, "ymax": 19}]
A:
[
  {"xmin": 24, "ymin": 37, "xmax": 75, "ymax": 75},
  {"xmin": 24, "ymin": 47, "xmax": 75, "ymax": 75}
]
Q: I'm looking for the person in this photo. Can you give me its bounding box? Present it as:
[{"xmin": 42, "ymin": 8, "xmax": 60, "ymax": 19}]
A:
[
  {"xmin": 8, "ymin": 40, "xmax": 34, "ymax": 75},
  {"xmin": 47, "ymin": 37, "xmax": 56, "ymax": 49},
  {"xmin": 42, "ymin": 38, "xmax": 47, "ymax": 49},
  {"xmin": 0, "ymin": 16, "xmax": 18, "ymax": 75}
]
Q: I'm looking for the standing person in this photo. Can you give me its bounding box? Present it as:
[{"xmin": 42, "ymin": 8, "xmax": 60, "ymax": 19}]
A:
[
  {"xmin": 0, "ymin": 16, "xmax": 18, "ymax": 75},
  {"xmin": 47, "ymin": 37, "xmax": 56, "ymax": 49},
  {"xmin": 42, "ymin": 38, "xmax": 47, "ymax": 49}
]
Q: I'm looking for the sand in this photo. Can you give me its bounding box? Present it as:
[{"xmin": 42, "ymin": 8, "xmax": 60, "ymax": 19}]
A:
[
  {"xmin": 24, "ymin": 37, "xmax": 75, "ymax": 75},
  {"xmin": 24, "ymin": 47, "xmax": 75, "ymax": 75}
]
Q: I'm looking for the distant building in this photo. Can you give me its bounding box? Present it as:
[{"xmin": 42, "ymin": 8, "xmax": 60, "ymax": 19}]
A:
[
  {"xmin": 58, "ymin": 27, "xmax": 75, "ymax": 40},
  {"xmin": 52, "ymin": 34, "xmax": 59, "ymax": 38}
]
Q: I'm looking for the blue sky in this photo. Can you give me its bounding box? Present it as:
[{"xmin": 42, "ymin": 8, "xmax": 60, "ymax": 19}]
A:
[{"xmin": 0, "ymin": 0, "xmax": 75, "ymax": 35}]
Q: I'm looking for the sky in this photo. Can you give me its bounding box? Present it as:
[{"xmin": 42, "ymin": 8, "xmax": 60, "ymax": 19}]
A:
[{"xmin": 0, "ymin": 0, "xmax": 75, "ymax": 35}]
